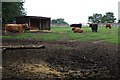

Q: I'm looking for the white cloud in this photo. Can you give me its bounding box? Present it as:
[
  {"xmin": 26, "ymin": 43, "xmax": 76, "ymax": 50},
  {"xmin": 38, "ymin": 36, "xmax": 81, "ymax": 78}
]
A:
[{"xmin": 23, "ymin": 0, "xmax": 119, "ymax": 24}]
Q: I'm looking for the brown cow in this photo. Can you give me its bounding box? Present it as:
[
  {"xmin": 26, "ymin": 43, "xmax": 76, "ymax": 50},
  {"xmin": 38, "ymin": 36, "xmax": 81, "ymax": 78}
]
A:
[
  {"xmin": 4, "ymin": 24, "xmax": 29, "ymax": 35},
  {"xmin": 105, "ymin": 23, "xmax": 112, "ymax": 29},
  {"xmin": 72, "ymin": 27, "xmax": 83, "ymax": 33}
]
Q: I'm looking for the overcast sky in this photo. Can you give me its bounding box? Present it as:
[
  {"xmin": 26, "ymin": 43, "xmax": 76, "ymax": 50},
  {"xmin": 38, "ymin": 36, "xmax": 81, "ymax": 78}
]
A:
[{"xmin": 23, "ymin": 0, "xmax": 119, "ymax": 24}]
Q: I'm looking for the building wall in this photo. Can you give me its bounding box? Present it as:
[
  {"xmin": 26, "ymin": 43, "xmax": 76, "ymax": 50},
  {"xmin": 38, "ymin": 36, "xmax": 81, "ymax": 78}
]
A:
[{"xmin": 15, "ymin": 16, "xmax": 51, "ymax": 30}]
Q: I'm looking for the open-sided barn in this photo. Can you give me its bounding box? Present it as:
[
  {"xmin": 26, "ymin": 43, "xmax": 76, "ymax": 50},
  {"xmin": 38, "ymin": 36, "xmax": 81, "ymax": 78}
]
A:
[{"xmin": 15, "ymin": 16, "xmax": 51, "ymax": 30}]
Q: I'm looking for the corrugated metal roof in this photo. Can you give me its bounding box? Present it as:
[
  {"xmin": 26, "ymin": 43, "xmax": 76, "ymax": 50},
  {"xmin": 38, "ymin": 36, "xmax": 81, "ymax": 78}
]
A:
[{"xmin": 15, "ymin": 16, "xmax": 51, "ymax": 19}]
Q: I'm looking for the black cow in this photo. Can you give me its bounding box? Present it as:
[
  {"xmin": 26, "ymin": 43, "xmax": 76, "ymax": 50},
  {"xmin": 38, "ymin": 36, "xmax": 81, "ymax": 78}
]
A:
[
  {"xmin": 70, "ymin": 23, "xmax": 82, "ymax": 28},
  {"xmin": 88, "ymin": 23, "xmax": 98, "ymax": 32}
]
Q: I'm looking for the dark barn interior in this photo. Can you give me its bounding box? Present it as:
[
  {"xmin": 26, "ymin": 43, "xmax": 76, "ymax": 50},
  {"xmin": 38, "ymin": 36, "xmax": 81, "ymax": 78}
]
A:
[{"xmin": 15, "ymin": 16, "xmax": 51, "ymax": 30}]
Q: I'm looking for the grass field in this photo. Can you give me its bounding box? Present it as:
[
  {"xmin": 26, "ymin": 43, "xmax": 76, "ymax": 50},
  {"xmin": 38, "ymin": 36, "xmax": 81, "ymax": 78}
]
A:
[
  {"xmin": 2, "ymin": 26, "xmax": 119, "ymax": 79},
  {"xmin": 1, "ymin": 26, "xmax": 119, "ymax": 44}
]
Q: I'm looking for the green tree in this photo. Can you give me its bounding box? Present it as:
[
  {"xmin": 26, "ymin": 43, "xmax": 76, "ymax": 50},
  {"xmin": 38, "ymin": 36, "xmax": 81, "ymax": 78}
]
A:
[
  {"xmin": 51, "ymin": 18, "xmax": 68, "ymax": 24},
  {"xmin": 2, "ymin": 2, "xmax": 26, "ymax": 24},
  {"xmin": 88, "ymin": 13, "xmax": 102, "ymax": 23},
  {"xmin": 88, "ymin": 16, "xmax": 94, "ymax": 23},
  {"xmin": 51, "ymin": 19, "xmax": 57, "ymax": 24},
  {"xmin": 103, "ymin": 12, "xmax": 116, "ymax": 23}
]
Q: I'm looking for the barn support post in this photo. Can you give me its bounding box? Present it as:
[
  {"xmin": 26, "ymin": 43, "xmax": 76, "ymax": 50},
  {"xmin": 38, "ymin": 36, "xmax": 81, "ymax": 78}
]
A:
[
  {"xmin": 39, "ymin": 19, "xmax": 41, "ymax": 30},
  {"xmin": 28, "ymin": 17, "xmax": 31, "ymax": 29},
  {"xmin": 47, "ymin": 18, "xmax": 51, "ymax": 30}
]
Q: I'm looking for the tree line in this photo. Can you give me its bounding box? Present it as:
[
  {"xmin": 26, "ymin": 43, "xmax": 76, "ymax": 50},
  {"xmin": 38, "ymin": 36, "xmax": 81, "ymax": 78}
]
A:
[
  {"xmin": 2, "ymin": 2, "xmax": 118, "ymax": 25},
  {"xmin": 51, "ymin": 12, "xmax": 117, "ymax": 24},
  {"xmin": 88, "ymin": 12, "xmax": 116, "ymax": 23}
]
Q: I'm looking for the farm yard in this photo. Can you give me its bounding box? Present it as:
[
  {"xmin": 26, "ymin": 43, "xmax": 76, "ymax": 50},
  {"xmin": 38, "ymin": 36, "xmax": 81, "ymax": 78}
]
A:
[{"xmin": 1, "ymin": 26, "xmax": 120, "ymax": 79}]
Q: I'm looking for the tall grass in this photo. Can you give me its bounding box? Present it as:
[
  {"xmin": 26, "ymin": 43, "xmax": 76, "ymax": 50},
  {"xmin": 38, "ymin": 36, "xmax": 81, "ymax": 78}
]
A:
[{"xmin": 1, "ymin": 26, "xmax": 119, "ymax": 44}]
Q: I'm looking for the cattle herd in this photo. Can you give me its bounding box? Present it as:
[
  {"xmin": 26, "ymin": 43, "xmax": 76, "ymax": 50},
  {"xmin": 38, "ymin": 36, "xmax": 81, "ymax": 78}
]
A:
[
  {"xmin": 70, "ymin": 23, "xmax": 112, "ymax": 33},
  {"xmin": 3, "ymin": 23, "xmax": 112, "ymax": 35},
  {"xmin": 70, "ymin": 24, "xmax": 83, "ymax": 33}
]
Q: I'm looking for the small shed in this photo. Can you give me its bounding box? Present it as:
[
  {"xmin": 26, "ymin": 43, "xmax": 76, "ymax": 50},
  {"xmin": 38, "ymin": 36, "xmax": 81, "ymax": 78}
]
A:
[{"xmin": 15, "ymin": 16, "xmax": 51, "ymax": 30}]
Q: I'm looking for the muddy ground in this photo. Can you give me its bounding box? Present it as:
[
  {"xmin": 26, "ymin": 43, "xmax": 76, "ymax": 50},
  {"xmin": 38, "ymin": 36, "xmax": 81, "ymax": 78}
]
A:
[{"xmin": 2, "ymin": 38, "xmax": 120, "ymax": 80}]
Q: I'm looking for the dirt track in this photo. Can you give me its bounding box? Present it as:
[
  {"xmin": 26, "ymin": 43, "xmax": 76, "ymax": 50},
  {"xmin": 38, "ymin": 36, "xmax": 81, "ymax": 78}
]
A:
[{"xmin": 2, "ymin": 39, "xmax": 120, "ymax": 79}]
